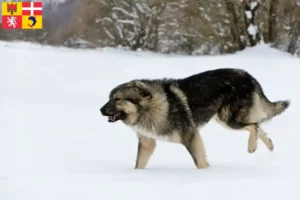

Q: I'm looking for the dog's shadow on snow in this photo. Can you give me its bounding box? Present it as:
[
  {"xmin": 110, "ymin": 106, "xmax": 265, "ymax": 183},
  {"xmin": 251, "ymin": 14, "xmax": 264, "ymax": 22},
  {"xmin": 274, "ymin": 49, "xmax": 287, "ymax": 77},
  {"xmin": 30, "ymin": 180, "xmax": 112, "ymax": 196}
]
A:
[{"xmin": 102, "ymin": 163, "xmax": 270, "ymax": 182}]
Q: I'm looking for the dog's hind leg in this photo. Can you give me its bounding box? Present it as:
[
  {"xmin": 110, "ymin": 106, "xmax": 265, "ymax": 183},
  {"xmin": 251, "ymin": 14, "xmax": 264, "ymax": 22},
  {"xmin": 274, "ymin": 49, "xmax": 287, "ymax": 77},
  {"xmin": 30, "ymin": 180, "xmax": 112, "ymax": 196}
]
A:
[
  {"xmin": 135, "ymin": 136, "xmax": 156, "ymax": 169},
  {"xmin": 243, "ymin": 125, "xmax": 274, "ymax": 153},
  {"xmin": 215, "ymin": 115, "xmax": 259, "ymax": 153},
  {"xmin": 216, "ymin": 118, "xmax": 274, "ymax": 153},
  {"xmin": 257, "ymin": 126, "xmax": 274, "ymax": 152},
  {"xmin": 182, "ymin": 131, "xmax": 209, "ymax": 169},
  {"xmin": 242, "ymin": 124, "xmax": 259, "ymax": 153}
]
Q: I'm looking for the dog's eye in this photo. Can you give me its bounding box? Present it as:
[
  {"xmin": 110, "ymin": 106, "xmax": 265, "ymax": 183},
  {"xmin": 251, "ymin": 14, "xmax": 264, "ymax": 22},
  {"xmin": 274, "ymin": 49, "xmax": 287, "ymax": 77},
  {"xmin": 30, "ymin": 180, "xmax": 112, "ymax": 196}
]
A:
[
  {"xmin": 115, "ymin": 98, "xmax": 121, "ymax": 102},
  {"xmin": 125, "ymin": 98, "xmax": 137, "ymax": 104}
]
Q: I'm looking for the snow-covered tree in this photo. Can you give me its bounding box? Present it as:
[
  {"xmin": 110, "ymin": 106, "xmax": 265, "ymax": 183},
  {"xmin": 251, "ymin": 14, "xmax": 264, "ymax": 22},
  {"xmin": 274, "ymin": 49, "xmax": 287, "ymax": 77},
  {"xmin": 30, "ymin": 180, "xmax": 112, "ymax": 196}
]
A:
[
  {"xmin": 2, "ymin": 0, "xmax": 299, "ymax": 56},
  {"xmin": 72, "ymin": 0, "xmax": 168, "ymax": 50}
]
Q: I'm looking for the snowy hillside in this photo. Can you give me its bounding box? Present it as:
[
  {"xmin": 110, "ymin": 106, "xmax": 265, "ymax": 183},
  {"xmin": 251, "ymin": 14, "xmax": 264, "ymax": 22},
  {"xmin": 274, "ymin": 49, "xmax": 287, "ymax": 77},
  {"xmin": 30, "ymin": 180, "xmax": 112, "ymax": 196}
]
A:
[{"xmin": 0, "ymin": 41, "xmax": 299, "ymax": 200}]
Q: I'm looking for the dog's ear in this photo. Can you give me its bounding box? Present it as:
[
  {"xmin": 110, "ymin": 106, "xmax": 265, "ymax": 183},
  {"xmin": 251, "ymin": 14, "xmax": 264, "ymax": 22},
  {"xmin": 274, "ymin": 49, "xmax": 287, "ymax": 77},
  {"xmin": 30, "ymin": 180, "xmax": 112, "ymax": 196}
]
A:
[
  {"xmin": 138, "ymin": 88, "xmax": 151, "ymax": 99},
  {"xmin": 130, "ymin": 81, "xmax": 152, "ymax": 99},
  {"xmin": 129, "ymin": 80, "xmax": 146, "ymax": 88}
]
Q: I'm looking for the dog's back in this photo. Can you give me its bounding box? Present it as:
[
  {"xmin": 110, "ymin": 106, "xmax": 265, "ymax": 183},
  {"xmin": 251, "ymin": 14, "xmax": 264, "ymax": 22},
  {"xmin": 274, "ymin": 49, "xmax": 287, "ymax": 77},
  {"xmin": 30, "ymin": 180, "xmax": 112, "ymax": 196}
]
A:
[{"xmin": 177, "ymin": 68, "xmax": 290, "ymax": 128}]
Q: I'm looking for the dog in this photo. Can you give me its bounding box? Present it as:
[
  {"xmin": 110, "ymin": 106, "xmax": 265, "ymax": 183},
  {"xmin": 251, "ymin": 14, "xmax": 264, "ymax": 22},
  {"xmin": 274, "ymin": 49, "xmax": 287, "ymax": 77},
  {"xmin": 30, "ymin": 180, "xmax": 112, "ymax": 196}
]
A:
[{"xmin": 100, "ymin": 68, "xmax": 290, "ymax": 169}]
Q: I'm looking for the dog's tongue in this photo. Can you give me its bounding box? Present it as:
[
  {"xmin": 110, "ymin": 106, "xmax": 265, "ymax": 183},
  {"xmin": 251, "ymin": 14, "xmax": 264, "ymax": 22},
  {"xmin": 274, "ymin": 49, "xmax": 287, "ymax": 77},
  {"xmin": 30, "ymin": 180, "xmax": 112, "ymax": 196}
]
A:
[
  {"xmin": 108, "ymin": 113, "xmax": 120, "ymax": 123},
  {"xmin": 108, "ymin": 115, "xmax": 116, "ymax": 122}
]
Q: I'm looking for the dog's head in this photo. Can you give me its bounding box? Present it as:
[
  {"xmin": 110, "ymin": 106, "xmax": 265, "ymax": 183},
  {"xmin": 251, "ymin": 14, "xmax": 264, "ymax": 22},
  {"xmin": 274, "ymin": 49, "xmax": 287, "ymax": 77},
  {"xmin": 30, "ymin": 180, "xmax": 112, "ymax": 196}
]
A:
[{"xmin": 100, "ymin": 80, "xmax": 153, "ymax": 125}]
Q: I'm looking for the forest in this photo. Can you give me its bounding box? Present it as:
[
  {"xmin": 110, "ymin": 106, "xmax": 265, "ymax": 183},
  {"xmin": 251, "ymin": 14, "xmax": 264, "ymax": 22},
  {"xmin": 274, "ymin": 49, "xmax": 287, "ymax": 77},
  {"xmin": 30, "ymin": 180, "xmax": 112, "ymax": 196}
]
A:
[{"xmin": 1, "ymin": 0, "xmax": 299, "ymax": 56}]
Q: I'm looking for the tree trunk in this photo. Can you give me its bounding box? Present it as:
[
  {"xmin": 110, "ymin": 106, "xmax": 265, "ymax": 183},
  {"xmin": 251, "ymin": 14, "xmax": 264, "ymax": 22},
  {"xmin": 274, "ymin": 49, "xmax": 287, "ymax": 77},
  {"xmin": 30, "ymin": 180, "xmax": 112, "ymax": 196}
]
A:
[
  {"xmin": 226, "ymin": 1, "xmax": 246, "ymax": 50},
  {"xmin": 244, "ymin": 0, "xmax": 261, "ymax": 46},
  {"xmin": 268, "ymin": 0, "xmax": 278, "ymax": 43}
]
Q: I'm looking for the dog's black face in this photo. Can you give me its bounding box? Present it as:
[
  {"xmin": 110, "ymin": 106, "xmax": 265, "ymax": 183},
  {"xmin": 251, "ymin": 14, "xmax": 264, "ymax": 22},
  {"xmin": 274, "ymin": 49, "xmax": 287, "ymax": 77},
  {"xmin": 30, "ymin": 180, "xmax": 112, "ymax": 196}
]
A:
[
  {"xmin": 100, "ymin": 81, "xmax": 152, "ymax": 124},
  {"xmin": 100, "ymin": 100, "xmax": 127, "ymax": 122}
]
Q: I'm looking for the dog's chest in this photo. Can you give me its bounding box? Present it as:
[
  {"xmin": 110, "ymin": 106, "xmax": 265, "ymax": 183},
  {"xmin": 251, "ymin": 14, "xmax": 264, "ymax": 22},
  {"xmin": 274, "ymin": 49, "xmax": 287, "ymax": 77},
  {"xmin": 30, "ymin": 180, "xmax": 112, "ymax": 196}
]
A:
[{"xmin": 129, "ymin": 125, "xmax": 182, "ymax": 143}]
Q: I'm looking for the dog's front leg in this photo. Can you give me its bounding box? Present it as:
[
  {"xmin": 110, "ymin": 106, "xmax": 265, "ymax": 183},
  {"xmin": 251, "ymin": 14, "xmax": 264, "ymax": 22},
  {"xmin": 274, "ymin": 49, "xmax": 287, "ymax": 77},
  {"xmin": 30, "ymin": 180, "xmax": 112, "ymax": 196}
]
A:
[
  {"xmin": 135, "ymin": 135, "xmax": 156, "ymax": 169},
  {"xmin": 183, "ymin": 132, "xmax": 209, "ymax": 169}
]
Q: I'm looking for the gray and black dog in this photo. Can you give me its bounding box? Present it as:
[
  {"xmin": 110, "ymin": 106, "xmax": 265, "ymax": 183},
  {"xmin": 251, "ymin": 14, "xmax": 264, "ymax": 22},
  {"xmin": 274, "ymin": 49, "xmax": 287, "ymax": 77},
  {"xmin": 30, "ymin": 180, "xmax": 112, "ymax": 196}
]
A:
[{"xmin": 100, "ymin": 68, "xmax": 290, "ymax": 169}]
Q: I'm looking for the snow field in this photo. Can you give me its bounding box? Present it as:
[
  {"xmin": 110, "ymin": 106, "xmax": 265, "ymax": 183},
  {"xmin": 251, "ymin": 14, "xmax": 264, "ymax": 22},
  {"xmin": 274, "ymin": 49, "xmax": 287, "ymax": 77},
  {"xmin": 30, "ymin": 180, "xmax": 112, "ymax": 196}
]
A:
[{"xmin": 0, "ymin": 41, "xmax": 299, "ymax": 200}]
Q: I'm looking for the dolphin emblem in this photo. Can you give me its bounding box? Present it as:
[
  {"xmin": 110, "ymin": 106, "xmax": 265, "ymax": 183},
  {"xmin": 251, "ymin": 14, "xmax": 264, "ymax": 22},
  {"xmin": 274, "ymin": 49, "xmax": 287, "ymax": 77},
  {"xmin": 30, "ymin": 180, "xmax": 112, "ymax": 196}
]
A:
[{"xmin": 28, "ymin": 16, "xmax": 37, "ymax": 28}]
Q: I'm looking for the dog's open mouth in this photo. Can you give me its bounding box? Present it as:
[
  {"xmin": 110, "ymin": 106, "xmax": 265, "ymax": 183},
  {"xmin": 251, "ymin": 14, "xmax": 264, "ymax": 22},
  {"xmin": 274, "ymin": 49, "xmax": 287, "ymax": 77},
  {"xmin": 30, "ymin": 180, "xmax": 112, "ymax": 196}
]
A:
[{"xmin": 108, "ymin": 112, "xmax": 125, "ymax": 123}]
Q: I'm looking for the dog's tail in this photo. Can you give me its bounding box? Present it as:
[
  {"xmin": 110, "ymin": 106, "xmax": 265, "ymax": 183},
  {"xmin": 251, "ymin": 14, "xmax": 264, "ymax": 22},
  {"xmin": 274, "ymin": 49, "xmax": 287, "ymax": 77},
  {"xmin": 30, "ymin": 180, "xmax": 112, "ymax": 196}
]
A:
[
  {"xmin": 249, "ymin": 92, "xmax": 290, "ymax": 124},
  {"xmin": 258, "ymin": 100, "xmax": 291, "ymax": 124},
  {"xmin": 267, "ymin": 100, "xmax": 290, "ymax": 119},
  {"xmin": 249, "ymin": 77, "xmax": 290, "ymax": 124}
]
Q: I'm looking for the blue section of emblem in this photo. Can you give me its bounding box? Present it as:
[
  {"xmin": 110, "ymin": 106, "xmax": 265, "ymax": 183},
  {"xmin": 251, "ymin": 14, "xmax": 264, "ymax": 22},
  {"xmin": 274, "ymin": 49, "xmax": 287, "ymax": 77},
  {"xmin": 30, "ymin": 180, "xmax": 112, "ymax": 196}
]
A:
[{"xmin": 28, "ymin": 16, "xmax": 37, "ymax": 27}]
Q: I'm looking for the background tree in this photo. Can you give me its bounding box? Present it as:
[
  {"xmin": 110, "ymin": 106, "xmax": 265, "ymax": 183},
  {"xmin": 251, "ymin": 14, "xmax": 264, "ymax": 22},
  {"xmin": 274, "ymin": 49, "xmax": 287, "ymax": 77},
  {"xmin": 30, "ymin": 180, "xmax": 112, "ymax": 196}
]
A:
[{"xmin": 0, "ymin": 0, "xmax": 299, "ymax": 56}]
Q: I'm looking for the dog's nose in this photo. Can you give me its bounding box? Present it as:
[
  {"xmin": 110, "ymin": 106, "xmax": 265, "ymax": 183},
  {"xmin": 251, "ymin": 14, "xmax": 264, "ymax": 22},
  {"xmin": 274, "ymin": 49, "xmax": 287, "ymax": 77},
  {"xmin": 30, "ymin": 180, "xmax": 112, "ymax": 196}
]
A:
[
  {"xmin": 100, "ymin": 101, "xmax": 114, "ymax": 116},
  {"xmin": 100, "ymin": 106, "xmax": 106, "ymax": 115}
]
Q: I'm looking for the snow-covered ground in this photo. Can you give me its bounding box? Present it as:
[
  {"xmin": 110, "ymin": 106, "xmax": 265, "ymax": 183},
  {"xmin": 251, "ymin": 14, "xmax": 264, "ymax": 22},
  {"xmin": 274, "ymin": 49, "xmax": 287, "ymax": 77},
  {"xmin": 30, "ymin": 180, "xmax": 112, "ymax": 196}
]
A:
[{"xmin": 0, "ymin": 41, "xmax": 299, "ymax": 200}]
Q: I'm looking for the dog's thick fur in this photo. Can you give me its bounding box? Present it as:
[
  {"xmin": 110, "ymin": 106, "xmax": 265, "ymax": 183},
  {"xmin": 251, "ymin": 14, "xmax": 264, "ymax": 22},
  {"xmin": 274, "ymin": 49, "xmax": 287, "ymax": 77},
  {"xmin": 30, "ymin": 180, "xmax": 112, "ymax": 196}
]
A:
[{"xmin": 100, "ymin": 68, "xmax": 290, "ymax": 169}]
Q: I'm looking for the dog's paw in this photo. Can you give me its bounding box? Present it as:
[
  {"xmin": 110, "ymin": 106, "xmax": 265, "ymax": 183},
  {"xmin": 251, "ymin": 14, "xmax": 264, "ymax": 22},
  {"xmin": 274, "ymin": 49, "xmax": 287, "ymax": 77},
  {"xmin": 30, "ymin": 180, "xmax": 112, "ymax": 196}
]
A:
[
  {"xmin": 248, "ymin": 141, "xmax": 257, "ymax": 154},
  {"xmin": 248, "ymin": 148, "xmax": 256, "ymax": 153},
  {"xmin": 197, "ymin": 160, "xmax": 210, "ymax": 169},
  {"xmin": 268, "ymin": 138, "xmax": 274, "ymax": 152}
]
